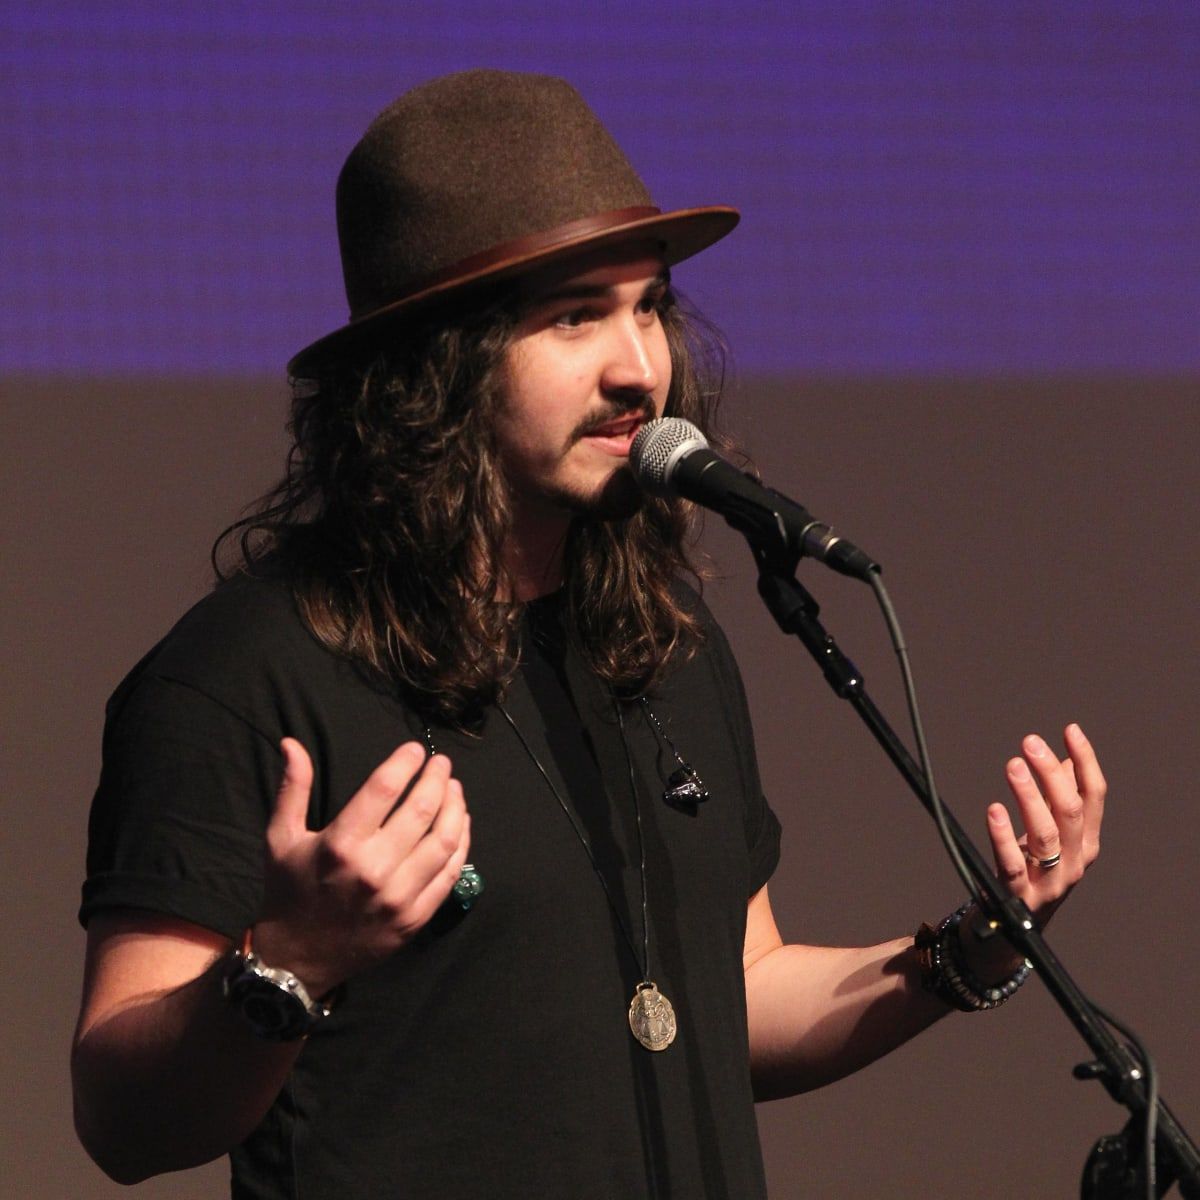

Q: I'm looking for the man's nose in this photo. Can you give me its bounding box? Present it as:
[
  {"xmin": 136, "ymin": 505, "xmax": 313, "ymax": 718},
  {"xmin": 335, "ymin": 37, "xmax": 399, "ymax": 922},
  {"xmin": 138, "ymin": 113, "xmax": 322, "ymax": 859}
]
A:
[{"xmin": 601, "ymin": 316, "xmax": 661, "ymax": 397}]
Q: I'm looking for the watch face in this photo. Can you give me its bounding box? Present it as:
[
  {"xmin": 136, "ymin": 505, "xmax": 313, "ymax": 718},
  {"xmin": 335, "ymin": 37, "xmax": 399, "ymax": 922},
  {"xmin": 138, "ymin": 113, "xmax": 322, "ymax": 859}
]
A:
[{"xmin": 227, "ymin": 970, "xmax": 311, "ymax": 1041}]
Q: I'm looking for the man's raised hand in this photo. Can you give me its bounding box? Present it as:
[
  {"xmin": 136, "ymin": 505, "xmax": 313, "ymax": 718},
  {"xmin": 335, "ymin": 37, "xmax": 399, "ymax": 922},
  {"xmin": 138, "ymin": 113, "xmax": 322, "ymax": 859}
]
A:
[
  {"xmin": 253, "ymin": 738, "xmax": 471, "ymax": 998},
  {"xmin": 986, "ymin": 722, "xmax": 1104, "ymax": 927}
]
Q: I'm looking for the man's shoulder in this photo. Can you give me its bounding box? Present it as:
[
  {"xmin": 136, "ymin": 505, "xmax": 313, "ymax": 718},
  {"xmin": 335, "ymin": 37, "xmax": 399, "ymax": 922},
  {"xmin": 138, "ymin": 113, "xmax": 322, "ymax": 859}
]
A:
[
  {"xmin": 669, "ymin": 576, "xmax": 736, "ymax": 652},
  {"xmin": 657, "ymin": 577, "xmax": 741, "ymax": 691},
  {"xmin": 157, "ymin": 570, "xmax": 310, "ymax": 665},
  {"xmin": 108, "ymin": 571, "xmax": 338, "ymax": 715},
  {"xmin": 668, "ymin": 575, "xmax": 719, "ymax": 629}
]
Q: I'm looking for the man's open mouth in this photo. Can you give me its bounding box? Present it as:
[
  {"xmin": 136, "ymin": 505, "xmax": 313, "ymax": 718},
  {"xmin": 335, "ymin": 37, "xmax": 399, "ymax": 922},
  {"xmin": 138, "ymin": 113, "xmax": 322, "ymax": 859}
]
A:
[{"xmin": 585, "ymin": 415, "xmax": 644, "ymax": 439}]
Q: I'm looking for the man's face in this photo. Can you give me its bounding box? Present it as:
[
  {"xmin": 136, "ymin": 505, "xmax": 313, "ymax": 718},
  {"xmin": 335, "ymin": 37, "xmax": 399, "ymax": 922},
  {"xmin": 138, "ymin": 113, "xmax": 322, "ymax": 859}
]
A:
[{"xmin": 495, "ymin": 250, "xmax": 672, "ymax": 525}]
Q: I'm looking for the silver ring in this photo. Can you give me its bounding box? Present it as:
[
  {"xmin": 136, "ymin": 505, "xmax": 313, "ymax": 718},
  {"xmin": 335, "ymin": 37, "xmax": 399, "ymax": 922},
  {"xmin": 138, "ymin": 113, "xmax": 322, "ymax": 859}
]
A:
[{"xmin": 1036, "ymin": 852, "xmax": 1062, "ymax": 870}]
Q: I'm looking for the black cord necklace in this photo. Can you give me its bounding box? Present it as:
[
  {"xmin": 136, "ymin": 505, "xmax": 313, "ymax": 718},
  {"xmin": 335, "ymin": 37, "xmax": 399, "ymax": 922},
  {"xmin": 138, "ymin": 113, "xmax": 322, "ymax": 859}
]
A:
[
  {"xmin": 498, "ymin": 699, "xmax": 678, "ymax": 1052},
  {"xmin": 423, "ymin": 596, "xmax": 704, "ymax": 1052}
]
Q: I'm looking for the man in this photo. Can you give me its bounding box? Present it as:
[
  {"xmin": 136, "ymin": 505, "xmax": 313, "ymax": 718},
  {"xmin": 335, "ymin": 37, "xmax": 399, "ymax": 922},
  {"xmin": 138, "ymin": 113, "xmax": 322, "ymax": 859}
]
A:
[{"xmin": 72, "ymin": 70, "xmax": 1104, "ymax": 1198}]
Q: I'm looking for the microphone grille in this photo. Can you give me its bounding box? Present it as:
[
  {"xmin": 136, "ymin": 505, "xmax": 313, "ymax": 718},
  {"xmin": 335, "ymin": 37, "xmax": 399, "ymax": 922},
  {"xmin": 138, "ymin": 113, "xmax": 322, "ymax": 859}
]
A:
[{"xmin": 631, "ymin": 417, "xmax": 709, "ymax": 494}]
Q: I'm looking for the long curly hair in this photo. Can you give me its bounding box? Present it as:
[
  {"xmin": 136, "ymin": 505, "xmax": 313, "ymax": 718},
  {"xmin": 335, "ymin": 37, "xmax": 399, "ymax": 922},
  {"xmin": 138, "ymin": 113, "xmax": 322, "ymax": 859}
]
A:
[{"xmin": 214, "ymin": 286, "xmax": 731, "ymax": 730}]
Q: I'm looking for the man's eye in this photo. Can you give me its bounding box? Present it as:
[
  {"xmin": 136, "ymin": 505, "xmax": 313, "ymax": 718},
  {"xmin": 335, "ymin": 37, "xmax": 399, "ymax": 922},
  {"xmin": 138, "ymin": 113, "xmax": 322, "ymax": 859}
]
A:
[
  {"xmin": 555, "ymin": 307, "xmax": 594, "ymax": 328},
  {"xmin": 639, "ymin": 290, "xmax": 669, "ymax": 316}
]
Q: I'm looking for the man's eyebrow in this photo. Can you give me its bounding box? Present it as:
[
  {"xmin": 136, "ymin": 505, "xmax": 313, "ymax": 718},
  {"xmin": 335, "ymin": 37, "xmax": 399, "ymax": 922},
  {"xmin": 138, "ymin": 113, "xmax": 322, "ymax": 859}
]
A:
[{"xmin": 528, "ymin": 269, "xmax": 671, "ymax": 307}]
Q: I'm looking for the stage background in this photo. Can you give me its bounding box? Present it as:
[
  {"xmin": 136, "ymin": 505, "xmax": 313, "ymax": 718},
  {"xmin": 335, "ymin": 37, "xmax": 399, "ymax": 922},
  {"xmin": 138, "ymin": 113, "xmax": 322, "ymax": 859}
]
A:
[{"xmin": 4, "ymin": 5, "xmax": 1198, "ymax": 1197}]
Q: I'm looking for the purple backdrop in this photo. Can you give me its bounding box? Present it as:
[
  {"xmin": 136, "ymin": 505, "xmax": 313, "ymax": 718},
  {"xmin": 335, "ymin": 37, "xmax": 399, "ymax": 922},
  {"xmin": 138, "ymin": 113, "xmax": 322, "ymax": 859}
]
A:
[{"xmin": 5, "ymin": 2, "xmax": 1197, "ymax": 375}]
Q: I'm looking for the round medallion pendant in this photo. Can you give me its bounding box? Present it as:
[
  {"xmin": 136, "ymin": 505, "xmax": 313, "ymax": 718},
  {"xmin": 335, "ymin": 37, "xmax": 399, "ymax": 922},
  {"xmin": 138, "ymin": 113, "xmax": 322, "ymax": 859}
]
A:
[{"xmin": 628, "ymin": 981, "xmax": 677, "ymax": 1051}]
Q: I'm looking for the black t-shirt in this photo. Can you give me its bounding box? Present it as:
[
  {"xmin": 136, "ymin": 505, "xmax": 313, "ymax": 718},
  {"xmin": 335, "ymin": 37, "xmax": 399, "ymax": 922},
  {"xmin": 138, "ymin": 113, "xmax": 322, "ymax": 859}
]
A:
[{"xmin": 83, "ymin": 573, "xmax": 781, "ymax": 1199}]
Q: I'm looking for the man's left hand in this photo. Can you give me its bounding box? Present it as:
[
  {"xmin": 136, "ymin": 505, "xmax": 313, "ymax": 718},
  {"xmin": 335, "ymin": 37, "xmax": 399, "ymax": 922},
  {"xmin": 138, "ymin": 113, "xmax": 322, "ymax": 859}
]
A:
[{"xmin": 987, "ymin": 722, "xmax": 1105, "ymax": 927}]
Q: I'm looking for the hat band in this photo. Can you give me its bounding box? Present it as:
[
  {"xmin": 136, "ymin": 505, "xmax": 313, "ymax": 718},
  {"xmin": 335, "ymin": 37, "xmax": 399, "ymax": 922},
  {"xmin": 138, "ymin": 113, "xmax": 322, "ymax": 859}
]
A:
[{"xmin": 349, "ymin": 204, "xmax": 662, "ymax": 322}]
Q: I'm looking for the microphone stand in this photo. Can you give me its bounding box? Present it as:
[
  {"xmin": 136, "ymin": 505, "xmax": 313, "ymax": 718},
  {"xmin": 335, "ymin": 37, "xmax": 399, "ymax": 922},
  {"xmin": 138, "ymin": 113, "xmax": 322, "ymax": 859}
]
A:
[{"xmin": 744, "ymin": 530, "xmax": 1200, "ymax": 1199}]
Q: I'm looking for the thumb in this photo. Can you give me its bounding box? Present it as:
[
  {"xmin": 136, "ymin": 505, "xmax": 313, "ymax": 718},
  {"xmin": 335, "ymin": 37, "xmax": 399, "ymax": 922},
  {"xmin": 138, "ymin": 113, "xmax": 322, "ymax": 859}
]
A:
[{"xmin": 271, "ymin": 737, "xmax": 314, "ymax": 840}]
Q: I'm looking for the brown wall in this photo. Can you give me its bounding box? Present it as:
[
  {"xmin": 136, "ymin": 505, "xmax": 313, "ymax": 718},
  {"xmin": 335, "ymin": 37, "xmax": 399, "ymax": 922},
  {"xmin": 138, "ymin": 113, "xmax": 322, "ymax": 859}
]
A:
[{"xmin": 4, "ymin": 376, "xmax": 1198, "ymax": 1197}]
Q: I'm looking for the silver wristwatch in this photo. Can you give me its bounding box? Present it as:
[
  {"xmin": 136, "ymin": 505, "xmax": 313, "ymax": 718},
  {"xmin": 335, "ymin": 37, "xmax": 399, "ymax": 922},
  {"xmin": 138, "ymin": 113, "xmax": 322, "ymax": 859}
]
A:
[{"xmin": 222, "ymin": 930, "xmax": 333, "ymax": 1041}]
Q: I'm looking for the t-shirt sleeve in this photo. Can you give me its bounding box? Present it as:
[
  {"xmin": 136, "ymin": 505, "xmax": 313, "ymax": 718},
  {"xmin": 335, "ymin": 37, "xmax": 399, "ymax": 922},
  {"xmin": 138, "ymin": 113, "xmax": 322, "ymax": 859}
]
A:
[{"xmin": 80, "ymin": 672, "xmax": 280, "ymax": 938}]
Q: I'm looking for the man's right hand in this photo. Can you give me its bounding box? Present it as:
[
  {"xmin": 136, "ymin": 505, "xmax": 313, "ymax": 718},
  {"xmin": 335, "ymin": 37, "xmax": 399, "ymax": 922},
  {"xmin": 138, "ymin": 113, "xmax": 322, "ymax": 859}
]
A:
[
  {"xmin": 253, "ymin": 739, "xmax": 471, "ymax": 999},
  {"xmin": 72, "ymin": 738, "xmax": 470, "ymax": 1182}
]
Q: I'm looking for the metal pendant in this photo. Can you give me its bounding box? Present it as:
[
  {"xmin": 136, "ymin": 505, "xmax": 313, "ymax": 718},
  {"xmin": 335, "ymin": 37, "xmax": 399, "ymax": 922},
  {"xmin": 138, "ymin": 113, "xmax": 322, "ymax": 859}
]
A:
[
  {"xmin": 663, "ymin": 764, "xmax": 708, "ymax": 806},
  {"xmin": 628, "ymin": 981, "xmax": 677, "ymax": 1051}
]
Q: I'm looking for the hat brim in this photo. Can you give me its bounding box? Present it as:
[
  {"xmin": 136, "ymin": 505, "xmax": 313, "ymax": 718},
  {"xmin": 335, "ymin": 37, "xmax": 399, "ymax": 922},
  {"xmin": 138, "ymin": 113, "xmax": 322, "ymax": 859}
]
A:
[{"xmin": 287, "ymin": 205, "xmax": 739, "ymax": 379}]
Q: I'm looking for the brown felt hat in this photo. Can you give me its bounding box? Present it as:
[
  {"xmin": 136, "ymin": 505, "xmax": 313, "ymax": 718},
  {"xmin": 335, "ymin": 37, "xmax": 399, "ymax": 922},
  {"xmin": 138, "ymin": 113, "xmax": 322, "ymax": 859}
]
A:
[{"xmin": 287, "ymin": 69, "xmax": 739, "ymax": 378}]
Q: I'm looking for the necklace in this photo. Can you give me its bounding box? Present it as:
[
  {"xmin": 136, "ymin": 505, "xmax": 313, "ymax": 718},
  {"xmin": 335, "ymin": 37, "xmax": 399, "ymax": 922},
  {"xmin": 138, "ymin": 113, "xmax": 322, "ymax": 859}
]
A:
[
  {"xmin": 421, "ymin": 727, "xmax": 485, "ymax": 911},
  {"xmin": 498, "ymin": 701, "xmax": 678, "ymax": 1052}
]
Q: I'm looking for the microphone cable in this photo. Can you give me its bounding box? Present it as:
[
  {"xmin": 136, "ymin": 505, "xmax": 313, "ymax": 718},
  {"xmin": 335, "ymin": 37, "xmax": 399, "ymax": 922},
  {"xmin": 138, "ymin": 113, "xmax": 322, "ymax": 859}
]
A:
[
  {"xmin": 866, "ymin": 540, "xmax": 1159, "ymax": 1200},
  {"xmin": 865, "ymin": 566, "xmax": 982, "ymax": 907}
]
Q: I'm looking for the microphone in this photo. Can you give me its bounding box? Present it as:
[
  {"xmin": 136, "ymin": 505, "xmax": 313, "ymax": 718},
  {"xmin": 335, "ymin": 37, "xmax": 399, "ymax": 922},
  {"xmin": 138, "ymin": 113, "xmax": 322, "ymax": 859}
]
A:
[{"xmin": 630, "ymin": 417, "xmax": 879, "ymax": 580}]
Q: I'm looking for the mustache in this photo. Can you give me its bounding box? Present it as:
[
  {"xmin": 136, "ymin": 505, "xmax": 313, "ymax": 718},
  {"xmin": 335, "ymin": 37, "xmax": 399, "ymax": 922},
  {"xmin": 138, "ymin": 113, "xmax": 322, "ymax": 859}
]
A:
[{"xmin": 569, "ymin": 396, "xmax": 656, "ymax": 443}]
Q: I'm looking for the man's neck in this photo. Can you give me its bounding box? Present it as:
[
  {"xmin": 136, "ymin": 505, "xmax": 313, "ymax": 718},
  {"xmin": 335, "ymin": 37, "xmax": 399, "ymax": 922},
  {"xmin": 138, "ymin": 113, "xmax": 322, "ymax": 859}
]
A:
[{"xmin": 501, "ymin": 507, "xmax": 571, "ymax": 601}]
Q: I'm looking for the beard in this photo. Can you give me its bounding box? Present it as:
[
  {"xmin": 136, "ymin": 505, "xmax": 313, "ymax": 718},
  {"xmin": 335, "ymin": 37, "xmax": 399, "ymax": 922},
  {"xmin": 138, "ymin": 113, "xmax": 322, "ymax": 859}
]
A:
[
  {"xmin": 554, "ymin": 398, "xmax": 655, "ymax": 520},
  {"xmin": 537, "ymin": 461, "xmax": 647, "ymax": 522}
]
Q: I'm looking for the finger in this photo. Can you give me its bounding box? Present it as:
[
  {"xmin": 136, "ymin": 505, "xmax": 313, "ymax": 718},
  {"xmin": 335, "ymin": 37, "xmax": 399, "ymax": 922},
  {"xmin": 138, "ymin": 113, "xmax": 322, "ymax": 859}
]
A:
[
  {"xmin": 332, "ymin": 741, "xmax": 429, "ymax": 836},
  {"xmin": 270, "ymin": 738, "xmax": 314, "ymax": 841},
  {"xmin": 1065, "ymin": 722, "xmax": 1105, "ymax": 861},
  {"xmin": 379, "ymin": 760, "xmax": 463, "ymax": 864},
  {"xmin": 1006, "ymin": 751, "xmax": 1063, "ymax": 865},
  {"xmin": 987, "ymin": 803, "xmax": 1029, "ymax": 892},
  {"xmin": 389, "ymin": 809, "xmax": 473, "ymax": 934},
  {"xmin": 1060, "ymin": 757, "xmax": 1078, "ymax": 792},
  {"xmin": 1064, "ymin": 723, "xmax": 1104, "ymax": 797},
  {"xmin": 397, "ymin": 780, "xmax": 469, "ymax": 894},
  {"xmin": 1022, "ymin": 733, "xmax": 1085, "ymax": 862}
]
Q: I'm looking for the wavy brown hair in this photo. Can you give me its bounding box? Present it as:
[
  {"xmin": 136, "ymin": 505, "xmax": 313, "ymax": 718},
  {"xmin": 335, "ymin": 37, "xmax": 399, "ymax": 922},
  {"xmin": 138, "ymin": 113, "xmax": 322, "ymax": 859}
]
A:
[{"xmin": 214, "ymin": 286, "xmax": 730, "ymax": 730}]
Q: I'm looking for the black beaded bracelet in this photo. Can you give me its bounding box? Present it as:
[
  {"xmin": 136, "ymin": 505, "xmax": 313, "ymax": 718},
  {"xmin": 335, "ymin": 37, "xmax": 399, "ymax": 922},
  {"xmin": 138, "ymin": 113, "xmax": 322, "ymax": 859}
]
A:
[{"xmin": 915, "ymin": 902, "xmax": 1032, "ymax": 1012}]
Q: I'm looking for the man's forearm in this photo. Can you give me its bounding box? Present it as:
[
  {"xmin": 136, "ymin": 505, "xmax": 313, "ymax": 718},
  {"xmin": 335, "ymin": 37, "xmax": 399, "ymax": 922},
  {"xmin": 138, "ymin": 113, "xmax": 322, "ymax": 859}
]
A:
[
  {"xmin": 745, "ymin": 936, "xmax": 951, "ymax": 1101},
  {"xmin": 71, "ymin": 953, "xmax": 301, "ymax": 1184}
]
